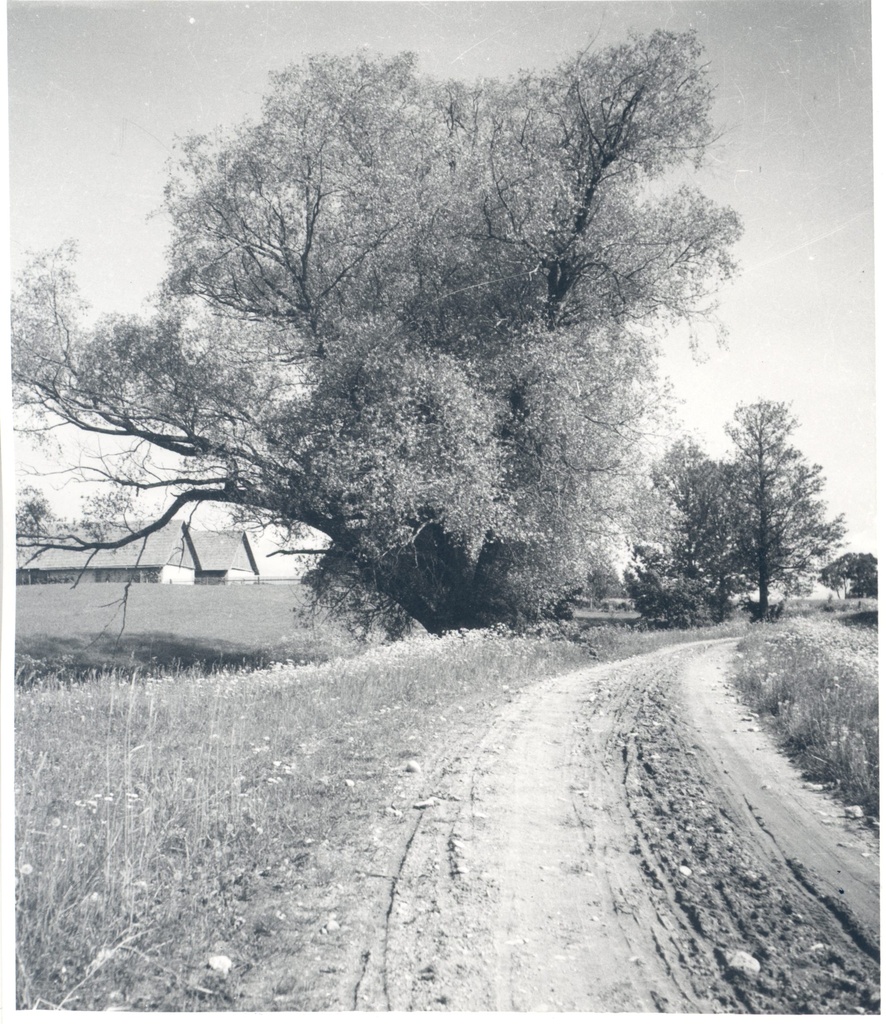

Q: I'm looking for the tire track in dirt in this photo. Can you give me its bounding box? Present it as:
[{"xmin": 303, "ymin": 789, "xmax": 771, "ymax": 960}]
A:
[
  {"xmin": 621, "ymin": 641, "xmax": 879, "ymax": 1012},
  {"xmin": 360, "ymin": 640, "xmax": 879, "ymax": 1012},
  {"xmin": 679, "ymin": 642, "xmax": 879, "ymax": 941}
]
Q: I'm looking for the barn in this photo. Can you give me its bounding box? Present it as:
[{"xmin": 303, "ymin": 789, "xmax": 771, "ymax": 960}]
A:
[
  {"xmin": 189, "ymin": 530, "xmax": 260, "ymax": 585},
  {"xmin": 16, "ymin": 520, "xmax": 199, "ymax": 585}
]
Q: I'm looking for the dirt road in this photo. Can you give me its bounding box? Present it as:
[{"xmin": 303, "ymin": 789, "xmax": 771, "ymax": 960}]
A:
[{"xmin": 355, "ymin": 640, "xmax": 880, "ymax": 1013}]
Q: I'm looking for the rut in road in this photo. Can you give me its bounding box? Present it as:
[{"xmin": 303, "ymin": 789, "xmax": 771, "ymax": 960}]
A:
[{"xmin": 356, "ymin": 640, "xmax": 880, "ymax": 1013}]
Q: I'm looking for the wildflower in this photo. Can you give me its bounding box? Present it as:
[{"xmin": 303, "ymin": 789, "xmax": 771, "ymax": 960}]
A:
[{"xmin": 208, "ymin": 954, "xmax": 233, "ymax": 977}]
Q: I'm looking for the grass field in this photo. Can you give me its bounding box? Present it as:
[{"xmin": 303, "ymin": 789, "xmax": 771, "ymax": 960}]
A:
[
  {"xmin": 14, "ymin": 607, "xmax": 744, "ymax": 1011},
  {"xmin": 572, "ymin": 607, "xmax": 641, "ymax": 625},
  {"xmin": 20, "ymin": 585, "xmax": 866, "ymax": 684},
  {"xmin": 782, "ymin": 596, "xmax": 878, "ymax": 621},
  {"xmin": 15, "ymin": 583, "xmax": 358, "ymax": 681}
]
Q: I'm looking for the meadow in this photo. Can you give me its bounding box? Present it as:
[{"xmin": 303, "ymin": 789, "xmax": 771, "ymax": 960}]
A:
[
  {"xmin": 15, "ymin": 582, "xmax": 359, "ymax": 681},
  {"xmin": 13, "ymin": 584, "xmax": 743, "ymax": 1011},
  {"xmin": 732, "ymin": 613, "xmax": 879, "ymax": 815}
]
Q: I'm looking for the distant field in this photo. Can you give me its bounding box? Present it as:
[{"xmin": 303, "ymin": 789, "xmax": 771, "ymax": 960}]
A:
[
  {"xmin": 15, "ymin": 582, "xmax": 356, "ymax": 679},
  {"xmin": 572, "ymin": 608, "xmax": 641, "ymax": 625},
  {"xmin": 783, "ymin": 596, "xmax": 878, "ymax": 616}
]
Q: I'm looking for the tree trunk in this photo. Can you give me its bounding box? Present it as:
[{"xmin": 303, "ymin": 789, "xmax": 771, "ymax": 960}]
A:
[
  {"xmin": 343, "ymin": 524, "xmax": 517, "ymax": 635},
  {"xmin": 758, "ymin": 571, "xmax": 769, "ymax": 620}
]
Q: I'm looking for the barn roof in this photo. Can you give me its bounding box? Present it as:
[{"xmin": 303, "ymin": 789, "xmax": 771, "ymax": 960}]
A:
[
  {"xmin": 189, "ymin": 530, "xmax": 260, "ymax": 574},
  {"xmin": 20, "ymin": 520, "xmax": 194, "ymax": 572}
]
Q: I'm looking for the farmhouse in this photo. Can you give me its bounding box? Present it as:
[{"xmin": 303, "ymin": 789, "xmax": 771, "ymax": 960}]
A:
[
  {"xmin": 16, "ymin": 522, "xmax": 263, "ymax": 586},
  {"xmin": 189, "ymin": 530, "xmax": 260, "ymax": 585},
  {"xmin": 16, "ymin": 520, "xmax": 199, "ymax": 585}
]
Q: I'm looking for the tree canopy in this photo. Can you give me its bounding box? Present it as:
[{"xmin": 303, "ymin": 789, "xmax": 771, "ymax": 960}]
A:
[
  {"xmin": 819, "ymin": 552, "xmax": 878, "ymax": 600},
  {"xmin": 726, "ymin": 401, "xmax": 845, "ymax": 616},
  {"xmin": 650, "ymin": 439, "xmax": 740, "ymax": 621},
  {"xmin": 626, "ymin": 403, "xmax": 845, "ymax": 624},
  {"xmin": 13, "ymin": 33, "xmax": 742, "ymax": 634},
  {"xmin": 624, "ymin": 440, "xmax": 739, "ymax": 627}
]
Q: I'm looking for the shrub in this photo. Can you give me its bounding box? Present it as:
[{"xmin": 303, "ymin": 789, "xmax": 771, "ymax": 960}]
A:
[{"xmin": 624, "ymin": 553, "xmax": 716, "ymax": 629}]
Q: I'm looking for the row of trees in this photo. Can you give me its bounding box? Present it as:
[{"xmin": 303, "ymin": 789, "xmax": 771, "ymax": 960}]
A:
[{"xmin": 625, "ymin": 400, "xmax": 848, "ymax": 626}]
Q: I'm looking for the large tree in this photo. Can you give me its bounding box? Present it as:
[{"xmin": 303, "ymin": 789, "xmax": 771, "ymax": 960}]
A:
[
  {"xmin": 13, "ymin": 35, "xmax": 741, "ymax": 634},
  {"xmin": 726, "ymin": 401, "xmax": 845, "ymax": 618}
]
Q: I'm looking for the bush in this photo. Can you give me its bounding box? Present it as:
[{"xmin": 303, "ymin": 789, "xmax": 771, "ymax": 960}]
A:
[
  {"xmin": 739, "ymin": 597, "xmax": 784, "ymax": 622},
  {"xmin": 624, "ymin": 553, "xmax": 715, "ymax": 629}
]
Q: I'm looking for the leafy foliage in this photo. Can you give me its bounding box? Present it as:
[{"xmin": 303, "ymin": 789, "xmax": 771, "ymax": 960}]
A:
[
  {"xmin": 15, "ymin": 486, "xmax": 58, "ymax": 549},
  {"xmin": 819, "ymin": 552, "xmax": 878, "ymax": 599},
  {"xmin": 623, "ymin": 544, "xmax": 717, "ymax": 628},
  {"xmin": 650, "ymin": 440, "xmax": 741, "ymax": 622},
  {"xmin": 12, "ymin": 36, "xmax": 741, "ymax": 633},
  {"xmin": 584, "ymin": 562, "xmax": 627, "ymax": 606},
  {"xmin": 630, "ymin": 404, "xmax": 846, "ymax": 625}
]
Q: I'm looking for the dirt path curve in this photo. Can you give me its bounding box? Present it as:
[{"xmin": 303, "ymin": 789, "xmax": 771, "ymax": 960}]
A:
[{"xmin": 355, "ymin": 639, "xmax": 880, "ymax": 1013}]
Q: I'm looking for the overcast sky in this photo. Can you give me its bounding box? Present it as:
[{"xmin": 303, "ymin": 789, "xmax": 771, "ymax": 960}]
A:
[{"xmin": 6, "ymin": 0, "xmax": 876, "ymax": 564}]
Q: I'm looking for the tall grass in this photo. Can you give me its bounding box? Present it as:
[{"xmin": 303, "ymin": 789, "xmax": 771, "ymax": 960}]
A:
[
  {"xmin": 731, "ymin": 617, "xmax": 878, "ymax": 815},
  {"xmin": 14, "ymin": 629, "xmax": 588, "ymax": 1009}
]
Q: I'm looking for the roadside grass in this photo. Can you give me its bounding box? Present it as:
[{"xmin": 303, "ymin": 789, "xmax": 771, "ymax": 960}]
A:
[
  {"xmin": 15, "ymin": 629, "xmax": 590, "ymax": 1010},
  {"xmin": 15, "ymin": 583, "xmax": 357, "ymax": 680},
  {"xmin": 15, "ymin": 619, "xmax": 741, "ymax": 1010},
  {"xmin": 574, "ymin": 617, "xmax": 744, "ymax": 656},
  {"xmin": 731, "ymin": 615, "xmax": 878, "ymax": 817}
]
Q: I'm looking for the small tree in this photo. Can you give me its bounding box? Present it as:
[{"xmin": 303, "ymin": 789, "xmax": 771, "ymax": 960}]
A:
[
  {"xmin": 820, "ymin": 552, "xmax": 878, "ymax": 599},
  {"xmin": 726, "ymin": 401, "xmax": 845, "ymax": 619},
  {"xmin": 652, "ymin": 440, "xmax": 741, "ymax": 621},
  {"xmin": 849, "ymin": 553, "xmax": 878, "ymax": 598},
  {"xmin": 16, "ymin": 486, "xmax": 58, "ymax": 546},
  {"xmin": 585, "ymin": 561, "xmax": 627, "ymax": 607},
  {"xmin": 623, "ymin": 544, "xmax": 715, "ymax": 628}
]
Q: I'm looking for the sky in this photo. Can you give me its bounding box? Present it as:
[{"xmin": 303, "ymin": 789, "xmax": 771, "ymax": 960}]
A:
[{"xmin": 5, "ymin": 0, "xmax": 877, "ymax": 567}]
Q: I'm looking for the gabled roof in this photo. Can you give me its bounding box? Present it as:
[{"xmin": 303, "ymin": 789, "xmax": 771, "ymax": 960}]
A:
[
  {"xmin": 189, "ymin": 530, "xmax": 260, "ymax": 575},
  {"xmin": 19, "ymin": 521, "xmax": 195, "ymax": 572}
]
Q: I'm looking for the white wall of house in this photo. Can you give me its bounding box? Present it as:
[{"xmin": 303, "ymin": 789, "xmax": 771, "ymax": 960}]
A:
[
  {"xmin": 160, "ymin": 564, "xmax": 195, "ymax": 584},
  {"xmin": 226, "ymin": 566, "xmax": 257, "ymax": 583}
]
